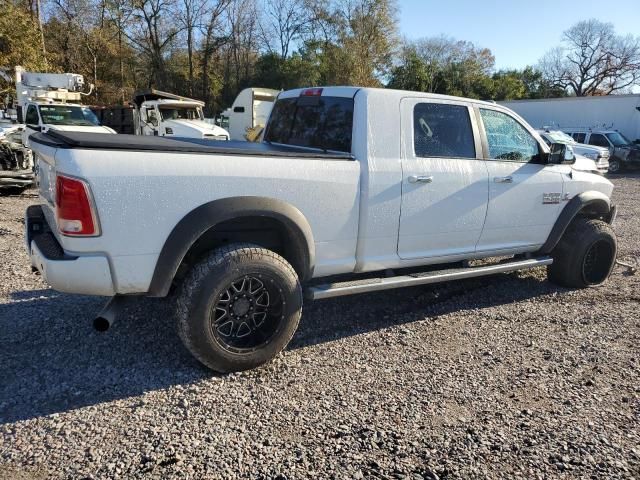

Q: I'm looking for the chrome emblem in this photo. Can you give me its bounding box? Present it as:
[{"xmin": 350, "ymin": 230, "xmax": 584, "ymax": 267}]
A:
[{"xmin": 543, "ymin": 193, "xmax": 562, "ymax": 204}]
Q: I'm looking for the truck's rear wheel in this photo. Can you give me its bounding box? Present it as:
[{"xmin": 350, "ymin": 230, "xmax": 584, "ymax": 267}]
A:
[
  {"xmin": 176, "ymin": 243, "xmax": 302, "ymax": 372},
  {"xmin": 547, "ymin": 218, "xmax": 617, "ymax": 288}
]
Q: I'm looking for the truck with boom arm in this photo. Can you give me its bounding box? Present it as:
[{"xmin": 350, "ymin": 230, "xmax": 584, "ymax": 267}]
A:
[
  {"xmin": 25, "ymin": 87, "xmax": 618, "ymax": 373},
  {"xmin": 15, "ymin": 66, "xmax": 116, "ymax": 149}
]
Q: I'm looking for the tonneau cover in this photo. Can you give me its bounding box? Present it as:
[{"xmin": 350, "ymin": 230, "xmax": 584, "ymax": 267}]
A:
[{"xmin": 29, "ymin": 131, "xmax": 354, "ymax": 160}]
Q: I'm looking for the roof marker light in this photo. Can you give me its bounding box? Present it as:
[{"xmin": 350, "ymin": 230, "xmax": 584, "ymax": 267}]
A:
[{"xmin": 300, "ymin": 88, "xmax": 323, "ymax": 97}]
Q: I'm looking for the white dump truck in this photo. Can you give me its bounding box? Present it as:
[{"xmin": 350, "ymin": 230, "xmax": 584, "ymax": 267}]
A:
[
  {"xmin": 15, "ymin": 66, "xmax": 116, "ymax": 148},
  {"xmin": 221, "ymin": 88, "xmax": 279, "ymax": 141},
  {"xmin": 96, "ymin": 90, "xmax": 230, "ymax": 140}
]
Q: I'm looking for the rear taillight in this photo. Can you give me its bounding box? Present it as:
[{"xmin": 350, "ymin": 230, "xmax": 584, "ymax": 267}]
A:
[{"xmin": 55, "ymin": 174, "xmax": 99, "ymax": 236}]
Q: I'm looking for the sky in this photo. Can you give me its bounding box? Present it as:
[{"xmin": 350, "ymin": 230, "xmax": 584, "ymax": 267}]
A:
[{"xmin": 398, "ymin": 0, "xmax": 640, "ymax": 71}]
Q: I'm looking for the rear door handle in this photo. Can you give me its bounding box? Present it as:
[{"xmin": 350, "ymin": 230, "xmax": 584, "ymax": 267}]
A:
[
  {"xmin": 408, "ymin": 175, "xmax": 433, "ymax": 184},
  {"xmin": 494, "ymin": 176, "xmax": 513, "ymax": 184}
]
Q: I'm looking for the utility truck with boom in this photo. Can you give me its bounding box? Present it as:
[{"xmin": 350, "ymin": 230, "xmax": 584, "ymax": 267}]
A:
[
  {"xmin": 25, "ymin": 87, "xmax": 618, "ymax": 373},
  {"xmin": 15, "ymin": 66, "xmax": 115, "ymax": 148}
]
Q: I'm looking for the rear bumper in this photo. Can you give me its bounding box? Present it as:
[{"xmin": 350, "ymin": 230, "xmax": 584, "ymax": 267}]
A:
[
  {"xmin": 25, "ymin": 205, "xmax": 115, "ymax": 296},
  {"xmin": 0, "ymin": 170, "xmax": 34, "ymax": 188}
]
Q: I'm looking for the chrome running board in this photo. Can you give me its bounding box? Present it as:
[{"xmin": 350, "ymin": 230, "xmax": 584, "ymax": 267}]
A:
[{"xmin": 306, "ymin": 257, "xmax": 553, "ymax": 300}]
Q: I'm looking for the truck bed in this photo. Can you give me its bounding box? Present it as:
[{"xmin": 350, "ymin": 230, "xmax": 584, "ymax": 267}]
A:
[{"xmin": 30, "ymin": 131, "xmax": 354, "ymax": 160}]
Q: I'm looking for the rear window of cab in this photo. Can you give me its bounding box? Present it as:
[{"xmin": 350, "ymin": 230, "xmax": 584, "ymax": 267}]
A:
[{"xmin": 264, "ymin": 96, "xmax": 354, "ymax": 153}]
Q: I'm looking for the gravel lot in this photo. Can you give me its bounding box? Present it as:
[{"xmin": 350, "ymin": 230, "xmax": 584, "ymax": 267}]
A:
[{"xmin": 1, "ymin": 176, "xmax": 639, "ymax": 479}]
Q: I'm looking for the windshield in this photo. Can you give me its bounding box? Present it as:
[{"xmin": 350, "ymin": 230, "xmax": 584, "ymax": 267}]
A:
[
  {"xmin": 38, "ymin": 105, "xmax": 100, "ymax": 126},
  {"xmin": 606, "ymin": 132, "xmax": 631, "ymax": 147},
  {"xmin": 159, "ymin": 105, "xmax": 203, "ymax": 121}
]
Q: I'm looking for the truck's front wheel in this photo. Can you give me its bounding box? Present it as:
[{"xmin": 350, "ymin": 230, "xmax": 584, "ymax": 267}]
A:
[
  {"xmin": 176, "ymin": 244, "xmax": 302, "ymax": 372},
  {"xmin": 547, "ymin": 218, "xmax": 617, "ymax": 288}
]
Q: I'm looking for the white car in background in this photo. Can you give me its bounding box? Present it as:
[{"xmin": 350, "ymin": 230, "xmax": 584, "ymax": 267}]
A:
[{"xmin": 538, "ymin": 129, "xmax": 609, "ymax": 174}]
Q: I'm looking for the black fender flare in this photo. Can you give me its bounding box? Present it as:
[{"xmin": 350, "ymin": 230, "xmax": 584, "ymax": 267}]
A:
[
  {"xmin": 147, "ymin": 197, "xmax": 315, "ymax": 297},
  {"xmin": 539, "ymin": 191, "xmax": 613, "ymax": 255}
]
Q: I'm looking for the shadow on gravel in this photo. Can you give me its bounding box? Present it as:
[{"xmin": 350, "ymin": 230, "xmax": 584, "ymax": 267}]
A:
[
  {"xmin": 0, "ymin": 292, "xmax": 208, "ymax": 424},
  {"xmin": 0, "ymin": 272, "xmax": 564, "ymax": 424},
  {"xmin": 291, "ymin": 271, "xmax": 564, "ymax": 350},
  {"xmin": 607, "ymin": 171, "xmax": 640, "ymax": 180}
]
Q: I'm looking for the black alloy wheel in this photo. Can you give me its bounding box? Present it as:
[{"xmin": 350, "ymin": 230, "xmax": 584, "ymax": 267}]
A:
[{"xmin": 210, "ymin": 275, "xmax": 285, "ymax": 353}]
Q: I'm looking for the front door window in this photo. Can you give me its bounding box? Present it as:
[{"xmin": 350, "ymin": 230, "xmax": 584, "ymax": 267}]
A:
[{"xmin": 480, "ymin": 108, "xmax": 540, "ymax": 162}]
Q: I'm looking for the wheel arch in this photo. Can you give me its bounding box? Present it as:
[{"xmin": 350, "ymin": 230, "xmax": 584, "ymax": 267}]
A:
[
  {"xmin": 147, "ymin": 197, "xmax": 315, "ymax": 297},
  {"xmin": 539, "ymin": 191, "xmax": 614, "ymax": 255}
]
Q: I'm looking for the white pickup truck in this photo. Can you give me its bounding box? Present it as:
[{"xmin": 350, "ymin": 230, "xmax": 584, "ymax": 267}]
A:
[{"xmin": 25, "ymin": 87, "xmax": 618, "ymax": 372}]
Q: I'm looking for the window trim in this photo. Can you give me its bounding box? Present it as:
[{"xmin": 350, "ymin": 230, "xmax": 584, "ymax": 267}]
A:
[{"xmin": 475, "ymin": 105, "xmax": 544, "ymax": 164}]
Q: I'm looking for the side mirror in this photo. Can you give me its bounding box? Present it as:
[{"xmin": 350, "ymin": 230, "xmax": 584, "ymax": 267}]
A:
[{"xmin": 547, "ymin": 142, "xmax": 575, "ymax": 165}]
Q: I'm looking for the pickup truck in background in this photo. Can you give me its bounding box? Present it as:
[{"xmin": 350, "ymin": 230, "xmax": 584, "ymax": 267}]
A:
[
  {"xmin": 25, "ymin": 87, "xmax": 618, "ymax": 372},
  {"xmin": 537, "ymin": 129, "xmax": 610, "ymax": 174},
  {"xmin": 564, "ymin": 129, "xmax": 640, "ymax": 173}
]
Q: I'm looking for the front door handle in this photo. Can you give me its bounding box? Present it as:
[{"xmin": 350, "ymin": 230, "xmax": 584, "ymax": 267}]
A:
[
  {"xmin": 494, "ymin": 176, "xmax": 513, "ymax": 184},
  {"xmin": 408, "ymin": 175, "xmax": 433, "ymax": 184}
]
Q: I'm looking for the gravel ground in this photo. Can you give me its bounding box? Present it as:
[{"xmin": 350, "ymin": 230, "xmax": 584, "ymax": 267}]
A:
[{"xmin": 1, "ymin": 176, "xmax": 639, "ymax": 480}]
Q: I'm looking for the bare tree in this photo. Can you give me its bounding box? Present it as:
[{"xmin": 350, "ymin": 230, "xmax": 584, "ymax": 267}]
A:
[
  {"xmin": 200, "ymin": 0, "xmax": 231, "ymax": 106},
  {"xmin": 127, "ymin": 0, "xmax": 181, "ymax": 88},
  {"xmin": 104, "ymin": 0, "xmax": 132, "ymax": 102},
  {"xmin": 177, "ymin": 0, "xmax": 208, "ymax": 94},
  {"xmin": 49, "ymin": 0, "xmax": 104, "ymax": 96},
  {"xmin": 224, "ymin": 0, "xmax": 259, "ymax": 93},
  {"xmin": 259, "ymin": 0, "xmax": 312, "ymax": 58},
  {"xmin": 539, "ymin": 19, "xmax": 640, "ymax": 96}
]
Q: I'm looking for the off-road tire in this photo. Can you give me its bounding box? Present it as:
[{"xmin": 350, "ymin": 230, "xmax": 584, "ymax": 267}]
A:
[
  {"xmin": 547, "ymin": 218, "xmax": 617, "ymax": 288},
  {"xmin": 176, "ymin": 243, "xmax": 302, "ymax": 372}
]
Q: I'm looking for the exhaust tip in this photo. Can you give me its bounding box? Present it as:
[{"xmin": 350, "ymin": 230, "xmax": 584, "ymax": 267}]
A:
[{"xmin": 93, "ymin": 316, "xmax": 111, "ymax": 332}]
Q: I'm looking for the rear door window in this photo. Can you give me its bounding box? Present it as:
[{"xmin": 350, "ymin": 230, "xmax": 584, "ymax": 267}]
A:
[
  {"xmin": 264, "ymin": 96, "xmax": 354, "ymax": 153},
  {"xmin": 570, "ymin": 132, "xmax": 586, "ymax": 143},
  {"xmin": 413, "ymin": 103, "xmax": 475, "ymax": 158},
  {"xmin": 589, "ymin": 134, "xmax": 610, "ymax": 148}
]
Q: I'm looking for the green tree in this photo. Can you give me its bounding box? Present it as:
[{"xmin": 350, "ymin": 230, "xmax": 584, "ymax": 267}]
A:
[
  {"xmin": 0, "ymin": 1, "xmax": 48, "ymax": 94},
  {"xmin": 387, "ymin": 50, "xmax": 432, "ymax": 92},
  {"xmin": 334, "ymin": 0, "xmax": 399, "ymax": 86}
]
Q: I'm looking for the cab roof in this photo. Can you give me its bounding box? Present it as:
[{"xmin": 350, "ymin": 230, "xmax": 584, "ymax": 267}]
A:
[{"xmin": 277, "ymin": 86, "xmax": 501, "ymax": 108}]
